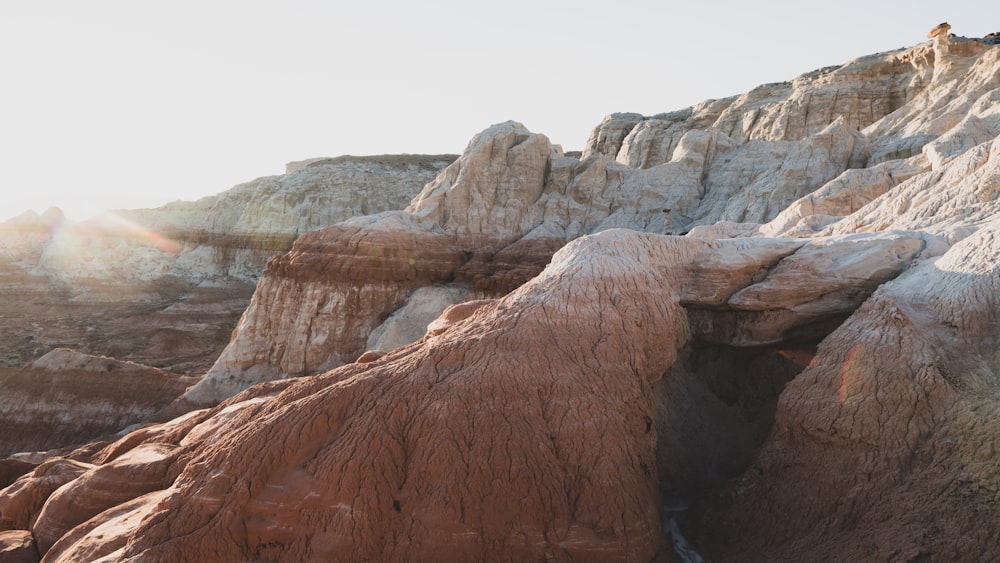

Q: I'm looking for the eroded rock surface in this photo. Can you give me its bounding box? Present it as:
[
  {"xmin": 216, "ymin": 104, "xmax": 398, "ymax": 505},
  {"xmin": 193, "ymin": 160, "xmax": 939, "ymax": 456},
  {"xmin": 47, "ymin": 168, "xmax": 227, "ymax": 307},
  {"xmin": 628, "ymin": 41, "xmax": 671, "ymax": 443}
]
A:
[
  {"xmin": 0, "ymin": 155, "xmax": 453, "ymax": 373},
  {"xmin": 685, "ymin": 218, "xmax": 1000, "ymax": 562},
  {"xmin": 0, "ymin": 225, "xmax": 942, "ymax": 560},
  {"xmin": 0, "ymin": 353, "xmax": 197, "ymax": 456}
]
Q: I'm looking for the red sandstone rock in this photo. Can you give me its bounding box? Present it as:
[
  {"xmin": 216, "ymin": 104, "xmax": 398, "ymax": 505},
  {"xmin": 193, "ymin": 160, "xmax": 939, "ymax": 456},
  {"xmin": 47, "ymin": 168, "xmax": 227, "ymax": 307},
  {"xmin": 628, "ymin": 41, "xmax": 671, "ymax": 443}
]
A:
[
  {"xmin": 44, "ymin": 231, "xmax": 696, "ymax": 561},
  {"xmin": 684, "ymin": 221, "xmax": 1000, "ymax": 561},
  {"xmin": 41, "ymin": 490, "xmax": 171, "ymax": 563},
  {"xmin": 0, "ymin": 530, "xmax": 38, "ymax": 563},
  {"xmin": 31, "ymin": 443, "xmax": 188, "ymax": 555},
  {"xmin": 354, "ymin": 350, "xmax": 386, "ymax": 363},
  {"xmin": 0, "ymin": 460, "xmax": 36, "ymax": 490},
  {"xmin": 0, "ymin": 459, "xmax": 92, "ymax": 531}
]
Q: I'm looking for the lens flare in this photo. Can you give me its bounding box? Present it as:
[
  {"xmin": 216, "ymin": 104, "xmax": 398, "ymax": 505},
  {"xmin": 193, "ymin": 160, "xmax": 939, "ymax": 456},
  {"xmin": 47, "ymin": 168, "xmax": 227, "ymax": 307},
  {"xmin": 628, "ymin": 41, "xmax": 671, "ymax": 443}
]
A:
[
  {"xmin": 43, "ymin": 212, "xmax": 182, "ymax": 280},
  {"xmin": 838, "ymin": 343, "xmax": 866, "ymax": 403},
  {"xmin": 774, "ymin": 348, "xmax": 815, "ymax": 367},
  {"xmin": 88, "ymin": 212, "xmax": 182, "ymax": 255}
]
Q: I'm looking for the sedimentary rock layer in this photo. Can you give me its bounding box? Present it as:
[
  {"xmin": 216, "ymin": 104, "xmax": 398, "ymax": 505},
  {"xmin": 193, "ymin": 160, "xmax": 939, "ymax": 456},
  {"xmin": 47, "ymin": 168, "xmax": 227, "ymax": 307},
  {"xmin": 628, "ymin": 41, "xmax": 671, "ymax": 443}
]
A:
[{"xmin": 0, "ymin": 350, "xmax": 197, "ymax": 457}]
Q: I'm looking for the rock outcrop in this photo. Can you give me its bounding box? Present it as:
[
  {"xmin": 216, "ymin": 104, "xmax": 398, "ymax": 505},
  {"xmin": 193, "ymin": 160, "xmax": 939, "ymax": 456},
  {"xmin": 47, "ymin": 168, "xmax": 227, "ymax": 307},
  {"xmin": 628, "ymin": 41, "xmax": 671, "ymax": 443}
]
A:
[
  {"xmin": 197, "ymin": 36, "xmax": 1000, "ymax": 403},
  {"xmin": 0, "ymin": 352, "xmax": 197, "ymax": 457},
  {"xmin": 38, "ymin": 154, "xmax": 455, "ymax": 287},
  {"xmin": 0, "ymin": 228, "xmax": 936, "ymax": 561},
  {"xmin": 0, "ymin": 155, "xmax": 454, "ymax": 373},
  {"xmin": 685, "ymin": 216, "xmax": 1000, "ymax": 562}
]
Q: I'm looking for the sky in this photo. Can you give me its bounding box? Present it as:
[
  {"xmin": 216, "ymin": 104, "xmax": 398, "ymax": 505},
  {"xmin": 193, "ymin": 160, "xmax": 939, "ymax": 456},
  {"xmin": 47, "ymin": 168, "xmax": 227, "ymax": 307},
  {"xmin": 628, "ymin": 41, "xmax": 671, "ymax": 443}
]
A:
[{"xmin": 0, "ymin": 1, "xmax": 994, "ymax": 221}]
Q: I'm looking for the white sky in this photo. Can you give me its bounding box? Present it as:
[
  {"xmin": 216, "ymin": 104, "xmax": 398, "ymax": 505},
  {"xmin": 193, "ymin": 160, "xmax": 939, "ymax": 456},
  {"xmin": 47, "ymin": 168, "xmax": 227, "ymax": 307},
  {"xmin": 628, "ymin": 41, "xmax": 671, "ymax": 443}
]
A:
[{"xmin": 1, "ymin": 1, "xmax": 993, "ymax": 220}]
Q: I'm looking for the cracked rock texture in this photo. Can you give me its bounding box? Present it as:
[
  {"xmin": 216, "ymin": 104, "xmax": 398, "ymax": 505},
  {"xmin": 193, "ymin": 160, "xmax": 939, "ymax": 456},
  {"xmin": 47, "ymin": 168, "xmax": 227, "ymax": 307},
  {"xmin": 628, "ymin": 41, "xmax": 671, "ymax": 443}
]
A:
[{"xmin": 3, "ymin": 32, "xmax": 1000, "ymax": 562}]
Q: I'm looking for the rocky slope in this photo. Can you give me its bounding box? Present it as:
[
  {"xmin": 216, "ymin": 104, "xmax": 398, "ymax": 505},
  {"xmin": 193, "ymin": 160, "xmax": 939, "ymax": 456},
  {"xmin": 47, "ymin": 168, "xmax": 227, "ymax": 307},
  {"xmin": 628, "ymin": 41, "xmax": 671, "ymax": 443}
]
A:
[
  {"xmin": 35, "ymin": 154, "xmax": 456, "ymax": 287},
  {"xmin": 0, "ymin": 349, "xmax": 197, "ymax": 461},
  {"xmin": 0, "ymin": 155, "xmax": 454, "ymax": 373},
  {"xmin": 193, "ymin": 32, "xmax": 1000, "ymax": 403},
  {"xmin": 3, "ymin": 29, "xmax": 1000, "ymax": 562}
]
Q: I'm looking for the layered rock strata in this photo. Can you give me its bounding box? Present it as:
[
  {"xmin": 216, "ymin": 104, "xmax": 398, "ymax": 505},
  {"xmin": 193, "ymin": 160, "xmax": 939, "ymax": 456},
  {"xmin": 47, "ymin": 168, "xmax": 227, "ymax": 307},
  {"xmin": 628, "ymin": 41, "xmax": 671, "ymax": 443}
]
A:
[
  {"xmin": 0, "ymin": 350, "xmax": 197, "ymax": 457},
  {"xmin": 37, "ymin": 154, "xmax": 455, "ymax": 287},
  {"xmin": 0, "ymin": 155, "xmax": 453, "ymax": 373},
  {"xmin": 0, "ymin": 227, "xmax": 936, "ymax": 561},
  {"xmin": 685, "ymin": 217, "xmax": 1000, "ymax": 562},
  {"xmin": 199, "ymin": 36, "xmax": 1000, "ymax": 403}
]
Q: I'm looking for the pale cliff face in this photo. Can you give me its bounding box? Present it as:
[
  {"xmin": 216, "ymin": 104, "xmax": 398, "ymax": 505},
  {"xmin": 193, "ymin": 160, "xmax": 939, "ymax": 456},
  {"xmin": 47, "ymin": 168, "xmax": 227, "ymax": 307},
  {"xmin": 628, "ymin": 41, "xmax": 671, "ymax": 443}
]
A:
[
  {"xmin": 0, "ymin": 155, "xmax": 454, "ymax": 375},
  {"xmin": 197, "ymin": 38, "xmax": 999, "ymax": 399}
]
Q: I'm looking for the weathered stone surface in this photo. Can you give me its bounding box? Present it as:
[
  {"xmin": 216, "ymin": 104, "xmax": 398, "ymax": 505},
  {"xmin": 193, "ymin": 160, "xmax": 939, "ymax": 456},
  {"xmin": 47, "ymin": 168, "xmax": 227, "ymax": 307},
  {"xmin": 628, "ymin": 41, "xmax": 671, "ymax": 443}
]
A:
[
  {"xmin": 41, "ymin": 490, "xmax": 170, "ymax": 563},
  {"xmin": 0, "ymin": 530, "xmax": 38, "ymax": 563},
  {"xmin": 0, "ymin": 458, "xmax": 92, "ymax": 531},
  {"xmin": 580, "ymin": 112, "xmax": 645, "ymax": 160},
  {"xmin": 28, "ymin": 348, "xmax": 155, "ymax": 373},
  {"xmin": 195, "ymin": 39, "xmax": 1000, "ymax": 406},
  {"xmin": 5, "ymin": 225, "xmax": 941, "ymax": 560},
  {"xmin": 685, "ymin": 218, "xmax": 1000, "ymax": 562},
  {"xmin": 827, "ymin": 133, "xmax": 1000, "ymax": 241},
  {"xmin": 758, "ymin": 156, "xmax": 928, "ymax": 237},
  {"xmin": 0, "ymin": 208, "xmax": 63, "ymax": 264},
  {"xmin": 585, "ymin": 45, "xmax": 937, "ymax": 167},
  {"xmin": 0, "ymin": 357, "xmax": 197, "ymax": 456},
  {"xmin": 31, "ymin": 443, "xmax": 186, "ymax": 555},
  {"xmin": 366, "ymin": 286, "xmax": 474, "ymax": 353},
  {"xmin": 928, "ymin": 22, "xmax": 951, "ymax": 39},
  {"xmin": 0, "ymin": 460, "xmax": 36, "ymax": 490},
  {"xmin": 2, "ymin": 31, "xmax": 1000, "ymax": 563},
  {"xmin": 0, "ymin": 155, "xmax": 453, "ymax": 374},
  {"xmin": 47, "ymin": 231, "xmax": 700, "ymax": 561},
  {"xmin": 36, "ymin": 154, "xmax": 454, "ymax": 286},
  {"xmin": 184, "ymin": 224, "xmax": 470, "ymax": 404}
]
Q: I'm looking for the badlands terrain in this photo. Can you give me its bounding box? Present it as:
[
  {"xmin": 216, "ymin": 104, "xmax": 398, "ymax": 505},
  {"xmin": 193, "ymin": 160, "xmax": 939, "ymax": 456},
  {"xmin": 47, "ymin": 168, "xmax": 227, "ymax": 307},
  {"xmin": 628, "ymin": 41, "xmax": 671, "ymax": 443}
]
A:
[{"xmin": 2, "ymin": 26, "xmax": 1000, "ymax": 561}]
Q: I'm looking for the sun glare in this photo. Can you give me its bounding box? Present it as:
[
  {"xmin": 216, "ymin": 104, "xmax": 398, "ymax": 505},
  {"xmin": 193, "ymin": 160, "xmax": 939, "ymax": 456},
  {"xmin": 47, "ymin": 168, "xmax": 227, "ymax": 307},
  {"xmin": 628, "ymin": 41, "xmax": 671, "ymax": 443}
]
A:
[{"xmin": 42, "ymin": 211, "xmax": 182, "ymax": 279}]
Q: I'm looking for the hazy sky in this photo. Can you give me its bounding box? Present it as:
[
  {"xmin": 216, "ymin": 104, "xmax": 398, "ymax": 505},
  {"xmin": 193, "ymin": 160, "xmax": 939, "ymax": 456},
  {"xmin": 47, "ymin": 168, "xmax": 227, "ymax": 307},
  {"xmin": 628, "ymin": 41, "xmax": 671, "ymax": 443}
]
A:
[{"xmin": 1, "ymin": 1, "xmax": 993, "ymax": 220}]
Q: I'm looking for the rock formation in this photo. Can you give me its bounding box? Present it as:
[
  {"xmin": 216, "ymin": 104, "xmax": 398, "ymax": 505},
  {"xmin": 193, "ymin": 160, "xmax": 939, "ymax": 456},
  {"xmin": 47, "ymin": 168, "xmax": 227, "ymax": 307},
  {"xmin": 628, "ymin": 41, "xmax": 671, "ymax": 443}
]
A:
[
  {"xmin": 195, "ymin": 33, "xmax": 1000, "ymax": 404},
  {"xmin": 37, "ymin": 154, "xmax": 456, "ymax": 287},
  {"xmin": 0, "ymin": 155, "xmax": 454, "ymax": 373},
  {"xmin": 0, "ymin": 228, "xmax": 935, "ymax": 561},
  {"xmin": 0, "ymin": 350, "xmax": 197, "ymax": 458},
  {"xmin": 3, "ymin": 28, "xmax": 1000, "ymax": 562}
]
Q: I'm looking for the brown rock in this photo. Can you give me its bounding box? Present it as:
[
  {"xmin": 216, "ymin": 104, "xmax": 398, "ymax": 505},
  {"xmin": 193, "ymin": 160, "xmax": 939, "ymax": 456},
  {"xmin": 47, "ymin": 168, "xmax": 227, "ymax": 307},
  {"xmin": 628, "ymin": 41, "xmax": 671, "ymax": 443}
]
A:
[
  {"xmin": 0, "ymin": 530, "xmax": 38, "ymax": 563},
  {"xmin": 0, "ymin": 460, "xmax": 36, "ymax": 490},
  {"xmin": 354, "ymin": 350, "xmax": 386, "ymax": 363},
  {"xmin": 25, "ymin": 229, "xmax": 938, "ymax": 560},
  {"xmin": 0, "ymin": 357, "xmax": 197, "ymax": 456},
  {"xmin": 424, "ymin": 299, "xmax": 496, "ymax": 336},
  {"xmin": 685, "ymin": 220, "xmax": 1000, "ymax": 561},
  {"xmin": 185, "ymin": 224, "xmax": 470, "ymax": 404},
  {"xmin": 927, "ymin": 21, "xmax": 951, "ymax": 39},
  {"xmin": 40, "ymin": 490, "xmax": 170, "ymax": 563},
  {"xmin": 31, "ymin": 443, "xmax": 186, "ymax": 555},
  {"xmin": 74, "ymin": 231, "xmax": 693, "ymax": 561},
  {"xmin": 0, "ymin": 459, "xmax": 92, "ymax": 531}
]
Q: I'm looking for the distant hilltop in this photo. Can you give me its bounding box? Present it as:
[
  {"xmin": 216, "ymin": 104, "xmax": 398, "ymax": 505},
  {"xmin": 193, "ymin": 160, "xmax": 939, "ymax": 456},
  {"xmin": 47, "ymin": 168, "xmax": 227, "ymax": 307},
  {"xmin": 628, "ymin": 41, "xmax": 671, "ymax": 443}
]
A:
[{"xmin": 1, "ymin": 207, "xmax": 65, "ymax": 229}]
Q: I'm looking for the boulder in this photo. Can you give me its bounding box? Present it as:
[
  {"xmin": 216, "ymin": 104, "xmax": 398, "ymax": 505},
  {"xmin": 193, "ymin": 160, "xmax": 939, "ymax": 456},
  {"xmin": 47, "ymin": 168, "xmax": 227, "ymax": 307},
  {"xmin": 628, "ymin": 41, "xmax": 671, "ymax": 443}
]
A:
[{"xmin": 0, "ymin": 530, "xmax": 38, "ymax": 563}]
